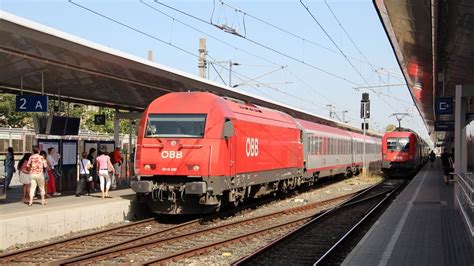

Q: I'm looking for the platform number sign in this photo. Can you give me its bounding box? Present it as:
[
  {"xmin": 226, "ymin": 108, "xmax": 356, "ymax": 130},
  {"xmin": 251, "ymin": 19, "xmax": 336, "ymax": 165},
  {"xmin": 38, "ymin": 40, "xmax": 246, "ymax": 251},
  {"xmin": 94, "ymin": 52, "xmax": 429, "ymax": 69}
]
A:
[{"xmin": 15, "ymin": 95, "xmax": 48, "ymax": 112}]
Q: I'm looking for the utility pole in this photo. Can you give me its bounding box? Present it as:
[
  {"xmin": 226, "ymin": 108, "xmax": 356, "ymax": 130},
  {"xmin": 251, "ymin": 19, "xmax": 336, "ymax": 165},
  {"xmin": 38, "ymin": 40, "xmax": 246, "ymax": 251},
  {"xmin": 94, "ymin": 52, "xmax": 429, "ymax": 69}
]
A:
[
  {"xmin": 198, "ymin": 38, "xmax": 207, "ymax": 78},
  {"xmin": 390, "ymin": 113, "xmax": 409, "ymax": 129}
]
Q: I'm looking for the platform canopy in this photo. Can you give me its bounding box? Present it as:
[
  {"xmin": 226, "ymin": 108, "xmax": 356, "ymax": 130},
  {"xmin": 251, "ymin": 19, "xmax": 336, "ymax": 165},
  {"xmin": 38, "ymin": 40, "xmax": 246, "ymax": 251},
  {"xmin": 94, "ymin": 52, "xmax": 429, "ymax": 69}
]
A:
[
  {"xmin": 374, "ymin": 0, "xmax": 474, "ymax": 145},
  {"xmin": 0, "ymin": 11, "xmax": 380, "ymax": 137}
]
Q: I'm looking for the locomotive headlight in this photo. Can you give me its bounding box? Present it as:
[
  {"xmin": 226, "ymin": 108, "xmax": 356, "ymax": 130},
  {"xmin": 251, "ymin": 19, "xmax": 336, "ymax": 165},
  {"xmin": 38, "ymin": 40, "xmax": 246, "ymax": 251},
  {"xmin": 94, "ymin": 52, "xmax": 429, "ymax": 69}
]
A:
[
  {"xmin": 144, "ymin": 164, "xmax": 151, "ymax": 170},
  {"xmin": 193, "ymin": 165, "xmax": 200, "ymax": 171}
]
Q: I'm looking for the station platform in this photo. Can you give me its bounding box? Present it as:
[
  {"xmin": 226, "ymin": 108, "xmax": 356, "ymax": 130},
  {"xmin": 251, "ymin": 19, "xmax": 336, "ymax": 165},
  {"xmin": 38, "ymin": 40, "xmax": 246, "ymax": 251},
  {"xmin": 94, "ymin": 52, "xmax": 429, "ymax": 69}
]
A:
[
  {"xmin": 343, "ymin": 161, "xmax": 474, "ymax": 265},
  {"xmin": 0, "ymin": 186, "xmax": 137, "ymax": 251}
]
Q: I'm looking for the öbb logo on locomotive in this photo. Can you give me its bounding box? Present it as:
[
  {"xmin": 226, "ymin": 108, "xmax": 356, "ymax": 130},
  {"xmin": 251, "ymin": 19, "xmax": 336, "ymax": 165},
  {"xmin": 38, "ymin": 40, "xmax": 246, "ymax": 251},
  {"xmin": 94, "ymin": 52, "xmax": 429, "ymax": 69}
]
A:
[
  {"xmin": 246, "ymin": 137, "xmax": 259, "ymax": 157},
  {"xmin": 161, "ymin": 150, "xmax": 183, "ymax": 159}
]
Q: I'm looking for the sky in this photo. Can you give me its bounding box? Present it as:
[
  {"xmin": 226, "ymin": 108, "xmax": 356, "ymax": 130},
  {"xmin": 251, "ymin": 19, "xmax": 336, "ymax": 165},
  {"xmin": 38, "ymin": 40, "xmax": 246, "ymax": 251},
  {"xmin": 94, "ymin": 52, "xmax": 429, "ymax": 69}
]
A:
[{"xmin": 1, "ymin": 0, "xmax": 431, "ymax": 142}]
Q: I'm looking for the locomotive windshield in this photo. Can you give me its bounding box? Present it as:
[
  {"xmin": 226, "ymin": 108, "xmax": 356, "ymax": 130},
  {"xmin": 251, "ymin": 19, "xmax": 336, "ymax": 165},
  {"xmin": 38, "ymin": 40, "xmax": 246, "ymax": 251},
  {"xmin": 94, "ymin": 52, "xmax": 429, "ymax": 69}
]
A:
[
  {"xmin": 145, "ymin": 114, "xmax": 206, "ymax": 138},
  {"xmin": 386, "ymin": 137, "xmax": 410, "ymax": 151}
]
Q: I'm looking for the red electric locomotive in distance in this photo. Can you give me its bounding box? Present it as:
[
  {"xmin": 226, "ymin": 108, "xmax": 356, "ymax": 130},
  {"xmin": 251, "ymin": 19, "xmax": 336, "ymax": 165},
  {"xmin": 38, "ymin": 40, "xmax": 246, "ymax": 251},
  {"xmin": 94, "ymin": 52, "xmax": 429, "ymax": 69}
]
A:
[
  {"xmin": 381, "ymin": 129, "xmax": 429, "ymax": 177},
  {"xmin": 132, "ymin": 92, "xmax": 381, "ymax": 214}
]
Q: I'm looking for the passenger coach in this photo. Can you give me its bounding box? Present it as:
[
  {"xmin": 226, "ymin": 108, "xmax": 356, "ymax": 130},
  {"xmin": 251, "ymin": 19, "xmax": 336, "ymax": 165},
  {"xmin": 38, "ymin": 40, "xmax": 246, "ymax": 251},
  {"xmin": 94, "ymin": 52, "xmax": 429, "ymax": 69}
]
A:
[{"xmin": 131, "ymin": 92, "xmax": 381, "ymax": 214}]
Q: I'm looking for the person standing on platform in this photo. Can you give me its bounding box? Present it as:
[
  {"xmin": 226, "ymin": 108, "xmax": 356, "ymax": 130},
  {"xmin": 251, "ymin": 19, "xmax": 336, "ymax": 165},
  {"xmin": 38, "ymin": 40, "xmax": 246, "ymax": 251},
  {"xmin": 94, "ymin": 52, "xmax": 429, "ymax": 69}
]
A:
[
  {"xmin": 110, "ymin": 147, "xmax": 123, "ymax": 189},
  {"xmin": 46, "ymin": 147, "xmax": 61, "ymax": 196},
  {"xmin": 4, "ymin": 147, "xmax": 15, "ymax": 190},
  {"xmin": 27, "ymin": 148, "xmax": 47, "ymax": 206},
  {"xmin": 441, "ymin": 149, "xmax": 451, "ymax": 185},
  {"xmin": 87, "ymin": 148, "xmax": 97, "ymax": 192},
  {"xmin": 17, "ymin": 153, "xmax": 31, "ymax": 203},
  {"xmin": 76, "ymin": 152, "xmax": 92, "ymax": 197},
  {"xmin": 40, "ymin": 151, "xmax": 51, "ymax": 198},
  {"xmin": 96, "ymin": 151, "xmax": 115, "ymax": 199},
  {"xmin": 130, "ymin": 147, "xmax": 135, "ymax": 177},
  {"xmin": 449, "ymin": 148, "xmax": 455, "ymax": 180},
  {"xmin": 429, "ymin": 150, "xmax": 436, "ymax": 167}
]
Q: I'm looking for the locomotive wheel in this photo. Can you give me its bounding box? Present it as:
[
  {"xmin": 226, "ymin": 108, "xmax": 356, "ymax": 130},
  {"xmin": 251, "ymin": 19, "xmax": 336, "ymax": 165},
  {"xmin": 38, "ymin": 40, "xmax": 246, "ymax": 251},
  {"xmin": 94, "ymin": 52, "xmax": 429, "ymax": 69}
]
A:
[
  {"xmin": 231, "ymin": 199, "xmax": 239, "ymax": 208},
  {"xmin": 214, "ymin": 196, "xmax": 222, "ymax": 212}
]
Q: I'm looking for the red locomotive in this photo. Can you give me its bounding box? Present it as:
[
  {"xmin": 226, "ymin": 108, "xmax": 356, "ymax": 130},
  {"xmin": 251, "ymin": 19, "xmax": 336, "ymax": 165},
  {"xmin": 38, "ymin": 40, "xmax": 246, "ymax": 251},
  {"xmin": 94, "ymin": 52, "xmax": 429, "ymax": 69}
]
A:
[
  {"xmin": 381, "ymin": 129, "xmax": 429, "ymax": 176},
  {"xmin": 132, "ymin": 92, "xmax": 381, "ymax": 214}
]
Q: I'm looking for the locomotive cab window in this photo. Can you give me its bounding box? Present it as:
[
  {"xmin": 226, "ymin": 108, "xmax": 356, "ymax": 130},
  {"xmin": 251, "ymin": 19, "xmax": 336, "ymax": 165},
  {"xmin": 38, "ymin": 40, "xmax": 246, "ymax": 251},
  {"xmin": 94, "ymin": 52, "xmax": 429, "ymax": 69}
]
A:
[
  {"xmin": 145, "ymin": 114, "xmax": 207, "ymax": 138},
  {"xmin": 387, "ymin": 137, "xmax": 410, "ymax": 151}
]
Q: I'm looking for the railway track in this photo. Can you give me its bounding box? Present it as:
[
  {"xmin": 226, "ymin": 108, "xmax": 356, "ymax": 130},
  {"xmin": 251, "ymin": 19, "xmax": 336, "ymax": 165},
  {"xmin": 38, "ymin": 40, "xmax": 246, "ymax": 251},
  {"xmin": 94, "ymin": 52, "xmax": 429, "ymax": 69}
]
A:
[
  {"xmin": 0, "ymin": 176, "xmax": 372, "ymax": 264},
  {"xmin": 56, "ymin": 189, "xmax": 361, "ymax": 265},
  {"xmin": 0, "ymin": 217, "xmax": 199, "ymax": 264},
  {"xmin": 233, "ymin": 180, "xmax": 403, "ymax": 265}
]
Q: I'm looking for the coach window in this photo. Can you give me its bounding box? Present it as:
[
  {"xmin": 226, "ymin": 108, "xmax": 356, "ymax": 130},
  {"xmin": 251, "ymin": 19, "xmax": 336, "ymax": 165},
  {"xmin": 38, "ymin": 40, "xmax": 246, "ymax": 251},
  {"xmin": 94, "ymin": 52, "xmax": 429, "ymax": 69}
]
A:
[
  {"xmin": 318, "ymin": 137, "xmax": 322, "ymax": 155},
  {"xmin": 332, "ymin": 138, "xmax": 335, "ymax": 155},
  {"xmin": 328, "ymin": 138, "xmax": 332, "ymax": 155},
  {"xmin": 328, "ymin": 138, "xmax": 331, "ymax": 155},
  {"xmin": 325, "ymin": 138, "xmax": 328, "ymax": 155}
]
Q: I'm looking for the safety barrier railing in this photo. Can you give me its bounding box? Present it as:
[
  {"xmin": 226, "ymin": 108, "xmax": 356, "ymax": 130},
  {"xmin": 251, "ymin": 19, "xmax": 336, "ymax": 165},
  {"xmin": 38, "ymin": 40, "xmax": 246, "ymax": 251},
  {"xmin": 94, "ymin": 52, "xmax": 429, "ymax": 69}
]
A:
[{"xmin": 454, "ymin": 172, "xmax": 474, "ymax": 237}]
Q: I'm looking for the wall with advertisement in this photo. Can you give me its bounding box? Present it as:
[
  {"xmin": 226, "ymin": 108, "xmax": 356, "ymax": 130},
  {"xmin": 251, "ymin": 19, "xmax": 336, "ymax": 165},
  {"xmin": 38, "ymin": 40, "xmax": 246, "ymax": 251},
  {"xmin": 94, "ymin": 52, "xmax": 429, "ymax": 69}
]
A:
[{"xmin": 37, "ymin": 139, "xmax": 78, "ymax": 191}]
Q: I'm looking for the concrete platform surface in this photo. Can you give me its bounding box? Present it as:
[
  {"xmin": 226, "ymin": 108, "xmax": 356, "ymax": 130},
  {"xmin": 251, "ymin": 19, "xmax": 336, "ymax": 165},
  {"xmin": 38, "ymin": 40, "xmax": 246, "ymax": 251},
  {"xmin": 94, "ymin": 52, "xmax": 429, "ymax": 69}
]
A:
[
  {"xmin": 343, "ymin": 162, "xmax": 474, "ymax": 266},
  {"xmin": 0, "ymin": 187, "xmax": 136, "ymax": 250}
]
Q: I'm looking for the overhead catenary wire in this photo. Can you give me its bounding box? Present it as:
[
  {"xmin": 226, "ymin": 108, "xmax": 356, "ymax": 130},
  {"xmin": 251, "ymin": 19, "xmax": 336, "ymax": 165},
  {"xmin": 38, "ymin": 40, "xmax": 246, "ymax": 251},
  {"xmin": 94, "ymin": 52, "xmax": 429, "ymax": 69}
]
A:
[
  {"xmin": 209, "ymin": 62, "xmax": 227, "ymax": 85},
  {"xmin": 219, "ymin": 0, "xmax": 385, "ymax": 70},
  {"xmin": 299, "ymin": 1, "xmax": 401, "ymax": 112},
  {"xmin": 300, "ymin": 0, "xmax": 369, "ymax": 86},
  {"xmin": 207, "ymin": 53, "xmax": 329, "ymax": 112},
  {"xmin": 153, "ymin": 0, "xmax": 363, "ymax": 86},
  {"xmin": 323, "ymin": 0, "xmax": 379, "ymax": 73},
  {"xmin": 140, "ymin": 0, "xmax": 283, "ymax": 67},
  {"xmin": 68, "ymin": 0, "xmax": 199, "ymax": 59}
]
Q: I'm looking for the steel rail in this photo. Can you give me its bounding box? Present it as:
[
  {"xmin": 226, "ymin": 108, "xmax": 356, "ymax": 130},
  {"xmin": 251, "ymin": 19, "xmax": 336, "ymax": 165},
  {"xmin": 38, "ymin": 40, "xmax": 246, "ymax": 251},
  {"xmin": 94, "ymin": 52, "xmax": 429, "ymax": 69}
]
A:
[
  {"xmin": 144, "ymin": 185, "xmax": 381, "ymax": 265},
  {"xmin": 63, "ymin": 191, "xmax": 360, "ymax": 265},
  {"xmin": 0, "ymin": 217, "xmax": 156, "ymax": 262},
  {"xmin": 314, "ymin": 183, "xmax": 401, "ymax": 265},
  {"xmin": 232, "ymin": 182, "xmax": 400, "ymax": 265}
]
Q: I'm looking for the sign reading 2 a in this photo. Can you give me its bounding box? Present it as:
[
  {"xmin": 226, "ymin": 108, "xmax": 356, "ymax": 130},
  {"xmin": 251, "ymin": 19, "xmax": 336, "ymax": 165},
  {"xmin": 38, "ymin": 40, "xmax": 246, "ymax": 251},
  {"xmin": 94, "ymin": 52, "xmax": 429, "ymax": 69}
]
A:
[
  {"xmin": 245, "ymin": 137, "xmax": 259, "ymax": 157},
  {"xmin": 16, "ymin": 95, "xmax": 48, "ymax": 112}
]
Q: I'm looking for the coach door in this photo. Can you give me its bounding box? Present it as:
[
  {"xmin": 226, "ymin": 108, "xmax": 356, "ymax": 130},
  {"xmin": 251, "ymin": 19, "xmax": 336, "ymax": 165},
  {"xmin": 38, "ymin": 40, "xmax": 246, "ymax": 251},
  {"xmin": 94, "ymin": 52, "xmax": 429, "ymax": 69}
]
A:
[{"xmin": 223, "ymin": 118, "xmax": 236, "ymax": 177}]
